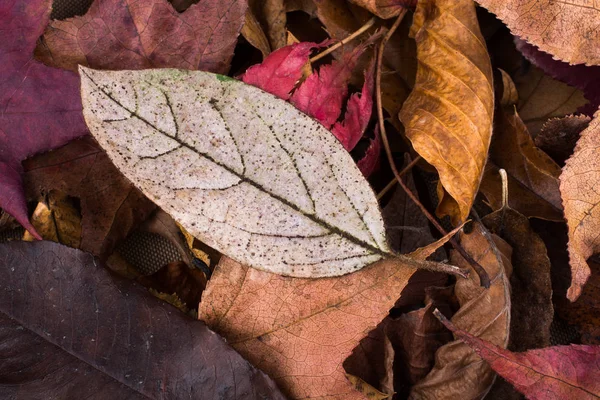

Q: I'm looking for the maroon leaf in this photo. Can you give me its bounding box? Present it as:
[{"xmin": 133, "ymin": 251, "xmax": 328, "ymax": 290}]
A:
[
  {"xmin": 333, "ymin": 58, "xmax": 376, "ymax": 151},
  {"xmin": 434, "ymin": 309, "xmax": 600, "ymax": 400},
  {"xmin": 36, "ymin": 0, "xmax": 247, "ymax": 74},
  {"xmin": 290, "ymin": 41, "xmax": 371, "ymax": 129},
  {"xmin": 241, "ymin": 42, "xmax": 323, "ymax": 100},
  {"xmin": 0, "ymin": 240, "xmax": 285, "ymax": 399},
  {"xmin": 0, "ymin": 0, "xmax": 88, "ymax": 237},
  {"xmin": 357, "ymin": 125, "xmax": 381, "ymax": 177}
]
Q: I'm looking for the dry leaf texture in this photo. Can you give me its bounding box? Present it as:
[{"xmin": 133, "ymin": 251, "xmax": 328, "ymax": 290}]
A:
[
  {"xmin": 0, "ymin": 241, "xmax": 285, "ymax": 400},
  {"xmin": 347, "ymin": 0, "xmax": 414, "ymax": 19},
  {"xmin": 200, "ymin": 256, "xmax": 417, "ymax": 399},
  {"xmin": 37, "ymin": 0, "xmax": 247, "ymax": 74},
  {"xmin": 436, "ymin": 312, "xmax": 600, "ymax": 400},
  {"xmin": 560, "ymin": 109, "xmax": 600, "ymax": 300},
  {"xmin": 476, "ymin": 0, "xmax": 600, "ymax": 66},
  {"xmin": 411, "ymin": 223, "xmax": 511, "ymax": 399},
  {"xmin": 536, "ymin": 115, "xmax": 591, "ymax": 165},
  {"xmin": 399, "ymin": 0, "xmax": 494, "ymax": 224},
  {"xmin": 80, "ymin": 67, "xmax": 395, "ymax": 277}
]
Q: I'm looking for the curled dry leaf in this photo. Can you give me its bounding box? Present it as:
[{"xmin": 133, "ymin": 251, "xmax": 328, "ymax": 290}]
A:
[
  {"xmin": 480, "ymin": 107, "xmax": 563, "ymax": 221},
  {"xmin": 410, "ymin": 223, "xmax": 511, "ymax": 400},
  {"xmin": 36, "ymin": 0, "xmax": 247, "ymax": 74},
  {"xmin": 80, "ymin": 67, "xmax": 451, "ymax": 277},
  {"xmin": 22, "ymin": 137, "xmax": 156, "ymax": 259},
  {"xmin": 200, "ymin": 256, "xmax": 418, "ymax": 399},
  {"xmin": 435, "ymin": 310, "xmax": 600, "ymax": 400},
  {"xmin": 347, "ymin": 0, "xmax": 415, "ymax": 19},
  {"xmin": 535, "ymin": 115, "xmax": 591, "ymax": 165},
  {"xmin": 0, "ymin": 241, "xmax": 285, "ymax": 400},
  {"xmin": 242, "ymin": 8, "xmax": 272, "ymax": 58},
  {"xmin": 560, "ymin": 109, "xmax": 600, "ymax": 300},
  {"xmin": 399, "ymin": 0, "xmax": 494, "ymax": 224},
  {"xmin": 476, "ymin": 0, "xmax": 600, "ymax": 66},
  {"xmin": 0, "ymin": 0, "xmax": 88, "ymax": 237}
]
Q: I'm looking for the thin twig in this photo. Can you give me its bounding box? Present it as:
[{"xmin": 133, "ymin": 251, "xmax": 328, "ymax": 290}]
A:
[
  {"xmin": 310, "ymin": 17, "xmax": 376, "ymax": 63},
  {"xmin": 377, "ymin": 155, "xmax": 421, "ymax": 200},
  {"xmin": 374, "ymin": 11, "xmax": 490, "ymax": 288}
]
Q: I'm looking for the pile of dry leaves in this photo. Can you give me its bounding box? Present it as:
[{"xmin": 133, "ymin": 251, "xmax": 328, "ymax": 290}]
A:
[{"xmin": 1, "ymin": 0, "xmax": 599, "ymax": 398}]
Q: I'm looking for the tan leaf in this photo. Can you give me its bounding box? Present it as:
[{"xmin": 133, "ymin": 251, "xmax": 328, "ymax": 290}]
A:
[
  {"xmin": 249, "ymin": 0, "xmax": 287, "ymax": 51},
  {"xmin": 242, "ymin": 9, "xmax": 271, "ymax": 58},
  {"xmin": 199, "ymin": 256, "xmax": 417, "ymax": 399},
  {"xmin": 80, "ymin": 67, "xmax": 451, "ymax": 278},
  {"xmin": 410, "ymin": 223, "xmax": 511, "ymax": 399},
  {"xmin": 514, "ymin": 65, "xmax": 587, "ymax": 135},
  {"xmin": 346, "ymin": 374, "xmax": 391, "ymax": 400},
  {"xmin": 399, "ymin": 0, "xmax": 494, "ymax": 225},
  {"xmin": 498, "ymin": 69, "xmax": 518, "ymax": 107},
  {"xmin": 22, "ymin": 190, "xmax": 82, "ymax": 248},
  {"xmin": 560, "ymin": 109, "xmax": 600, "ymax": 300},
  {"xmin": 480, "ymin": 108, "xmax": 563, "ymax": 221},
  {"xmin": 476, "ymin": 0, "xmax": 600, "ymax": 65}
]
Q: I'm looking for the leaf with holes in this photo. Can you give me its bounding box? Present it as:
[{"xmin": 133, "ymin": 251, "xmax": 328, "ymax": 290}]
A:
[{"xmin": 79, "ymin": 67, "xmax": 446, "ymax": 278}]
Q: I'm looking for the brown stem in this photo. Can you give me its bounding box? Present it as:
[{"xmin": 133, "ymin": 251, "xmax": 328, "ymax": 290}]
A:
[
  {"xmin": 376, "ymin": 155, "xmax": 421, "ymax": 200},
  {"xmin": 310, "ymin": 17, "xmax": 376, "ymax": 64},
  {"xmin": 374, "ymin": 12, "xmax": 490, "ymax": 288}
]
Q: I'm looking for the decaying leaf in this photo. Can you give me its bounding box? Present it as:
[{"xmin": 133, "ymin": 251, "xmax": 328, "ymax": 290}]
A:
[
  {"xmin": 36, "ymin": 0, "xmax": 247, "ymax": 74},
  {"xmin": 399, "ymin": 0, "xmax": 494, "ymax": 224},
  {"xmin": 480, "ymin": 107, "xmax": 563, "ymax": 221},
  {"xmin": 411, "ymin": 223, "xmax": 511, "ymax": 399},
  {"xmin": 535, "ymin": 115, "xmax": 591, "ymax": 165},
  {"xmin": 22, "ymin": 190, "xmax": 82, "ymax": 248},
  {"xmin": 346, "ymin": 374, "xmax": 391, "ymax": 400},
  {"xmin": 200, "ymin": 256, "xmax": 418, "ymax": 399},
  {"xmin": 435, "ymin": 310, "xmax": 600, "ymax": 400},
  {"xmin": 80, "ymin": 66, "xmax": 448, "ymax": 278},
  {"xmin": 347, "ymin": 0, "xmax": 414, "ymax": 19},
  {"xmin": 476, "ymin": 0, "xmax": 600, "ymax": 66},
  {"xmin": 0, "ymin": 0, "xmax": 88, "ymax": 237},
  {"xmin": 0, "ymin": 241, "xmax": 285, "ymax": 399},
  {"xmin": 560, "ymin": 109, "xmax": 600, "ymax": 300},
  {"xmin": 22, "ymin": 137, "xmax": 156, "ymax": 259},
  {"xmin": 242, "ymin": 8, "xmax": 272, "ymax": 58}
]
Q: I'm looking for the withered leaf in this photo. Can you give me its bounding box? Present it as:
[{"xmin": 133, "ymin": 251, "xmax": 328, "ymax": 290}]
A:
[
  {"xmin": 480, "ymin": 107, "xmax": 563, "ymax": 221},
  {"xmin": 476, "ymin": 0, "xmax": 600, "ymax": 65},
  {"xmin": 536, "ymin": 115, "xmax": 591, "ymax": 165},
  {"xmin": 22, "ymin": 137, "xmax": 155, "ymax": 259},
  {"xmin": 399, "ymin": 0, "xmax": 494, "ymax": 224},
  {"xmin": 347, "ymin": 0, "xmax": 414, "ymax": 19},
  {"xmin": 80, "ymin": 67, "xmax": 448, "ymax": 278},
  {"xmin": 36, "ymin": 0, "xmax": 247, "ymax": 74},
  {"xmin": 560, "ymin": 108, "xmax": 600, "ymax": 300},
  {"xmin": 0, "ymin": 241, "xmax": 285, "ymax": 399},
  {"xmin": 200, "ymin": 256, "xmax": 418, "ymax": 399},
  {"xmin": 435, "ymin": 311, "xmax": 600, "ymax": 400},
  {"xmin": 411, "ymin": 223, "xmax": 511, "ymax": 399}
]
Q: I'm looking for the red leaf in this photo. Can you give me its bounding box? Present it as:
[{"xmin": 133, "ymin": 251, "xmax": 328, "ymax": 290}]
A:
[
  {"xmin": 290, "ymin": 41, "xmax": 370, "ymax": 129},
  {"xmin": 0, "ymin": 0, "xmax": 88, "ymax": 238},
  {"xmin": 357, "ymin": 124, "xmax": 381, "ymax": 177},
  {"xmin": 333, "ymin": 58, "xmax": 376, "ymax": 151},
  {"xmin": 241, "ymin": 42, "xmax": 323, "ymax": 100},
  {"xmin": 434, "ymin": 309, "xmax": 600, "ymax": 400},
  {"xmin": 36, "ymin": 0, "xmax": 247, "ymax": 74}
]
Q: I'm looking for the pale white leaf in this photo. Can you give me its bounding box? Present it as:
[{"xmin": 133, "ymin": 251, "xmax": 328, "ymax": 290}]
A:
[{"xmin": 79, "ymin": 66, "xmax": 391, "ymax": 277}]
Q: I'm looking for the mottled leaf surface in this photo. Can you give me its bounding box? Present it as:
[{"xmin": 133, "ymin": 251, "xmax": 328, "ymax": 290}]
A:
[
  {"xmin": 80, "ymin": 67, "xmax": 396, "ymax": 277},
  {"xmin": 37, "ymin": 0, "xmax": 247, "ymax": 74},
  {"xmin": 0, "ymin": 241, "xmax": 285, "ymax": 400},
  {"xmin": 436, "ymin": 310, "xmax": 600, "ymax": 400},
  {"xmin": 399, "ymin": 0, "xmax": 494, "ymax": 224},
  {"xmin": 560, "ymin": 109, "xmax": 600, "ymax": 300}
]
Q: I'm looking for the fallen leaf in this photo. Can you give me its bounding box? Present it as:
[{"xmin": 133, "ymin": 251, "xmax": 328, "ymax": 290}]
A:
[
  {"xmin": 36, "ymin": 0, "xmax": 247, "ymax": 74},
  {"xmin": 347, "ymin": 0, "xmax": 414, "ymax": 19},
  {"xmin": 516, "ymin": 40, "xmax": 600, "ymax": 115},
  {"xmin": 200, "ymin": 255, "xmax": 418, "ymax": 399},
  {"xmin": 347, "ymin": 374, "xmax": 392, "ymax": 400},
  {"xmin": 535, "ymin": 115, "xmax": 591, "ymax": 165},
  {"xmin": 410, "ymin": 223, "xmax": 511, "ymax": 399},
  {"xmin": 434, "ymin": 309, "xmax": 600, "ymax": 400},
  {"xmin": 398, "ymin": 0, "xmax": 494, "ymax": 224},
  {"xmin": 476, "ymin": 0, "xmax": 600, "ymax": 65},
  {"xmin": 499, "ymin": 69, "xmax": 518, "ymax": 107},
  {"xmin": 0, "ymin": 210, "xmax": 19, "ymax": 233},
  {"xmin": 560, "ymin": 108, "xmax": 600, "ymax": 300},
  {"xmin": 357, "ymin": 126, "xmax": 382, "ymax": 177},
  {"xmin": 248, "ymin": 0, "xmax": 287, "ymax": 51},
  {"xmin": 80, "ymin": 66, "xmax": 449, "ymax": 278},
  {"xmin": 22, "ymin": 137, "xmax": 156, "ymax": 259},
  {"xmin": 0, "ymin": 0, "xmax": 88, "ymax": 237},
  {"xmin": 0, "ymin": 240, "xmax": 285, "ymax": 399},
  {"xmin": 483, "ymin": 208, "xmax": 553, "ymax": 352},
  {"xmin": 242, "ymin": 42, "xmax": 323, "ymax": 100},
  {"xmin": 22, "ymin": 190, "xmax": 82, "ymax": 248},
  {"xmin": 514, "ymin": 63, "xmax": 588, "ymax": 135},
  {"xmin": 480, "ymin": 107, "xmax": 563, "ymax": 221},
  {"xmin": 242, "ymin": 8, "xmax": 272, "ymax": 58}
]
